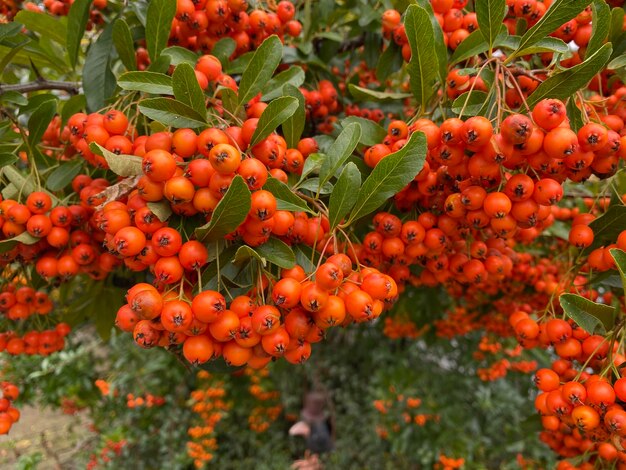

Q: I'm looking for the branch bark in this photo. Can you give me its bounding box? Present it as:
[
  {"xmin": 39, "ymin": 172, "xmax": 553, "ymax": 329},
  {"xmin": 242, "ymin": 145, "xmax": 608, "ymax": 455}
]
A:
[{"xmin": 0, "ymin": 79, "xmax": 81, "ymax": 95}]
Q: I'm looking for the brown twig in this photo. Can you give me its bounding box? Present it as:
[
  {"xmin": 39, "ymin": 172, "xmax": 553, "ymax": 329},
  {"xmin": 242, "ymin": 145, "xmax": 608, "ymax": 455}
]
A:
[{"xmin": 0, "ymin": 79, "xmax": 81, "ymax": 95}]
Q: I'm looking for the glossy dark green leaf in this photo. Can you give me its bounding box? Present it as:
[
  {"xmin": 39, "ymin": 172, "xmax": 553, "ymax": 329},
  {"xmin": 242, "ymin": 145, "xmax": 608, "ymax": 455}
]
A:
[
  {"xmin": 195, "ymin": 175, "xmax": 251, "ymax": 242},
  {"xmin": 414, "ymin": 0, "xmax": 448, "ymax": 83},
  {"xmin": 90, "ymin": 143, "xmax": 143, "ymax": 176},
  {"xmin": 342, "ymin": 116, "xmax": 387, "ymax": 146},
  {"xmin": 347, "ymin": 131, "xmax": 427, "ymax": 224},
  {"xmin": 0, "ymin": 153, "xmax": 18, "ymax": 168},
  {"xmin": 0, "ymin": 91, "xmax": 27, "ymax": 106},
  {"xmin": 329, "ymin": 162, "xmax": 361, "ymax": 229},
  {"xmin": 112, "ymin": 19, "xmax": 136, "ymax": 71},
  {"xmin": 476, "ymin": 0, "xmax": 506, "ymax": 51},
  {"xmin": 376, "ymin": 40, "xmax": 403, "ymax": 82},
  {"xmin": 282, "ymin": 84, "xmax": 305, "ymax": 149},
  {"xmin": 608, "ymin": 55, "xmax": 626, "ymax": 70},
  {"xmin": 587, "ymin": 0, "xmax": 610, "ymax": 56},
  {"xmin": 145, "ymin": 0, "xmax": 176, "ymax": 62},
  {"xmin": 566, "ymin": 99, "xmax": 585, "ymax": 132},
  {"xmin": 510, "ymin": 0, "xmax": 592, "ymax": 60},
  {"xmin": 172, "ymin": 63, "xmax": 206, "ymax": 116},
  {"xmin": 0, "ymin": 22, "xmax": 22, "ymax": 43},
  {"xmin": 147, "ymin": 200, "xmax": 173, "ymax": 222},
  {"xmin": 261, "ymin": 66, "xmax": 305, "ymax": 101},
  {"xmin": 405, "ymin": 4, "xmax": 438, "ymax": 108},
  {"xmin": 584, "ymin": 205, "xmax": 626, "ymax": 252},
  {"xmin": 211, "ymin": 37, "xmax": 236, "ymax": 67},
  {"xmin": 14, "ymin": 11, "xmax": 66, "ymax": 47},
  {"xmin": 318, "ymin": 122, "xmax": 361, "ymax": 190},
  {"xmin": 83, "ymin": 23, "xmax": 115, "ymax": 112},
  {"xmin": 66, "ymin": 0, "xmax": 92, "ymax": 68},
  {"xmin": 46, "ymin": 160, "xmax": 83, "ymax": 191},
  {"xmin": 138, "ymin": 97, "xmax": 208, "ymax": 128},
  {"xmin": 117, "ymin": 71, "xmax": 173, "ymax": 95},
  {"xmin": 160, "ymin": 46, "xmax": 197, "ymax": 67},
  {"xmin": 527, "ymin": 44, "xmax": 612, "ymax": 107},
  {"xmin": 263, "ymin": 176, "xmax": 314, "ymax": 214},
  {"xmin": 497, "ymin": 35, "xmax": 569, "ymax": 55},
  {"xmin": 451, "ymin": 91, "xmax": 490, "ymax": 118},
  {"xmin": 256, "ymin": 237, "xmax": 296, "ymax": 269},
  {"xmin": 28, "ymin": 99, "xmax": 57, "ymax": 147},
  {"xmin": 609, "ymin": 248, "xmax": 626, "ymax": 293},
  {"xmin": 237, "ymin": 35, "xmax": 283, "ymax": 106},
  {"xmin": 348, "ymin": 84, "xmax": 411, "ymax": 102},
  {"xmin": 450, "ymin": 29, "xmax": 491, "ymax": 65},
  {"xmin": 560, "ymin": 293, "xmax": 615, "ymax": 334},
  {"xmin": 250, "ymin": 96, "xmax": 299, "ymax": 147}
]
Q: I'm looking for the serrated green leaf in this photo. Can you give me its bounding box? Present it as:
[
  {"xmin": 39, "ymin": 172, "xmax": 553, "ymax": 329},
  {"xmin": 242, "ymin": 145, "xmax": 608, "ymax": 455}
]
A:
[
  {"xmin": 112, "ymin": 18, "xmax": 136, "ymax": 71},
  {"xmin": 347, "ymin": 131, "xmax": 427, "ymax": 224},
  {"xmin": 66, "ymin": 0, "xmax": 91, "ymax": 68},
  {"xmin": 560, "ymin": 293, "xmax": 615, "ymax": 334},
  {"xmin": 117, "ymin": 71, "xmax": 173, "ymax": 95},
  {"xmin": 83, "ymin": 23, "xmax": 115, "ymax": 112},
  {"xmin": 609, "ymin": 248, "xmax": 626, "ymax": 292},
  {"xmin": 526, "ymin": 43, "xmax": 612, "ymax": 107},
  {"xmin": 476, "ymin": 0, "xmax": 506, "ymax": 51},
  {"xmin": 329, "ymin": 162, "xmax": 361, "ymax": 229},
  {"xmin": 138, "ymin": 97, "xmax": 208, "ymax": 128},
  {"xmin": 237, "ymin": 35, "xmax": 283, "ymax": 106},
  {"xmin": 161, "ymin": 46, "xmax": 197, "ymax": 67},
  {"xmin": 90, "ymin": 143, "xmax": 143, "ymax": 176},
  {"xmin": 282, "ymin": 84, "xmax": 305, "ymax": 149},
  {"xmin": 145, "ymin": 0, "xmax": 176, "ymax": 62},
  {"xmin": 172, "ymin": 63, "xmax": 206, "ymax": 116},
  {"xmin": 250, "ymin": 96, "xmax": 298, "ymax": 147},
  {"xmin": 195, "ymin": 175, "xmax": 251, "ymax": 242},
  {"xmin": 256, "ymin": 237, "xmax": 295, "ymax": 269},
  {"xmin": 28, "ymin": 99, "xmax": 57, "ymax": 148},
  {"xmin": 318, "ymin": 122, "xmax": 361, "ymax": 191},
  {"xmin": 342, "ymin": 116, "xmax": 387, "ymax": 146},
  {"xmin": 405, "ymin": 5, "xmax": 438, "ymax": 108},
  {"xmin": 46, "ymin": 160, "xmax": 83, "ymax": 191},
  {"xmin": 263, "ymin": 176, "xmax": 314, "ymax": 214},
  {"xmin": 587, "ymin": 0, "xmax": 610, "ymax": 56},
  {"xmin": 348, "ymin": 84, "xmax": 412, "ymax": 102},
  {"xmin": 261, "ymin": 66, "xmax": 305, "ymax": 101},
  {"xmin": 510, "ymin": 0, "xmax": 592, "ymax": 61}
]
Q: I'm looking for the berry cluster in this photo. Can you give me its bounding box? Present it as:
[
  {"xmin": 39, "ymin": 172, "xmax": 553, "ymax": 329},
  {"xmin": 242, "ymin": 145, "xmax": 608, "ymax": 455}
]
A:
[{"xmin": 0, "ymin": 381, "xmax": 20, "ymax": 435}]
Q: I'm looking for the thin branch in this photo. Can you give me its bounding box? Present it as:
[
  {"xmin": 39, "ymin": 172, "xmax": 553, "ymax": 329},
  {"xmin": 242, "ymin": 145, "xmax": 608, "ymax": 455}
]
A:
[{"xmin": 0, "ymin": 79, "xmax": 81, "ymax": 95}]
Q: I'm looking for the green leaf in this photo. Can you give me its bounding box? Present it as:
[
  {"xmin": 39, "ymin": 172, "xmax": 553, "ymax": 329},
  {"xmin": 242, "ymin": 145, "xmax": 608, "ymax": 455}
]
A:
[
  {"xmin": 497, "ymin": 35, "xmax": 569, "ymax": 55},
  {"xmin": 281, "ymin": 84, "xmax": 305, "ymax": 149},
  {"xmin": 161, "ymin": 46, "xmax": 197, "ymax": 67},
  {"xmin": 145, "ymin": 0, "xmax": 176, "ymax": 62},
  {"xmin": 83, "ymin": 23, "xmax": 115, "ymax": 113},
  {"xmin": 526, "ymin": 43, "xmax": 612, "ymax": 107},
  {"xmin": 476, "ymin": 0, "xmax": 506, "ymax": 51},
  {"xmin": 0, "ymin": 91, "xmax": 27, "ymax": 106},
  {"xmin": 237, "ymin": 35, "xmax": 283, "ymax": 107},
  {"xmin": 256, "ymin": 237, "xmax": 296, "ymax": 269},
  {"xmin": 220, "ymin": 87, "xmax": 238, "ymax": 116},
  {"xmin": 587, "ymin": 0, "xmax": 610, "ymax": 56},
  {"xmin": 299, "ymin": 178, "xmax": 333, "ymax": 195},
  {"xmin": 566, "ymin": 99, "xmax": 585, "ymax": 132},
  {"xmin": 328, "ymin": 162, "xmax": 361, "ymax": 229},
  {"xmin": 90, "ymin": 143, "xmax": 143, "ymax": 176},
  {"xmin": 0, "ymin": 153, "xmax": 18, "ymax": 168},
  {"xmin": 195, "ymin": 175, "xmax": 251, "ymax": 242},
  {"xmin": 450, "ymin": 29, "xmax": 491, "ymax": 65},
  {"xmin": 233, "ymin": 245, "xmax": 266, "ymax": 267},
  {"xmin": 347, "ymin": 131, "xmax": 427, "ymax": 224},
  {"xmin": 172, "ymin": 63, "xmax": 206, "ymax": 116},
  {"xmin": 348, "ymin": 84, "xmax": 412, "ymax": 102},
  {"xmin": 510, "ymin": 0, "xmax": 592, "ymax": 61},
  {"xmin": 0, "ymin": 22, "xmax": 22, "ymax": 43},
  {"xmin": 609, "ymin": 8, "xmax": 626, "ymax": 59},
  {"xmin": 14, "ymin": 11, "xmax": 66, "ymax": 47},
  {"xmin": 250, "ymin": 96, "xmax": 298, "ymax": 147},
  {"xmin": 609, "ymin": 248, "xmax": 626, "ymax": 292},
  {"xmin": 117, "ymin": 71, "xmax": 173, "ymax": 95},
  {"xmin": 608, "ymin": 55, "xmax": 626, "ymax": 70},
  {"xmin": 138, "ymin": 97, "xmax": 208, "ymax": 129},
  {"xmin": 584, "ymin": 205, "xmax": 626, "ymax": 252},
  {"xmin": 28, "ymin": 99, "xmax": 57, "ymax": 148},
  {"xmin": 342, "ymin": 116, "xmax": 387, "ymax": 146},
  {"xmin": 263, "ymin": 176, "xmax": 314, "ymax": 214},
  {"xmin": 318, "ymin": 122, "xmax": 361, "ymax": 190},
  {"xmin": 405, "ymin": 5, "xmax": 438, "ymax": 108},
  {"xmin": 298, "ymin": 152, "xmax": 325, "ymax": 182},
  {"xmin": 0, "ymin": 231, "xmax": 39, "ymax": 253},
  {"xmin": 560, "ymin": 293, "xmax": 615, "ymax": 334},
  {"xmin": 66, "ymin": 0, "xmax": 92, "ymax": 68},
  {"xmin": 46, "ymin": 160, "xmax": 83, "ymax": 191},
  {"xmin": 451, "ymin": 91, "xmax": 490, "ymax": 118},
  {"xmin": 414, "ymin": 0, "xmax": 448, "ymax": 83},
  {"xmin": 60, "ymin": 94, "xmax": 86, "ymax": 128},
  {"xmin": 211, "ymin": 37, "xmax": 236, "ymax": 67},
  {"xmin": 112, "ymin": 19, "xmax": 137, "ymax": 71},
  {"xmin": 376, "ymin": 41, "xmax": 403, "ymax": 82},
  {"xmin": 261, "ymin": 66, "xmax": 305, "ymax": 101},
  {"xmin": 147, "ymin": 200, "xmax": 172, "ymax": 222}
]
